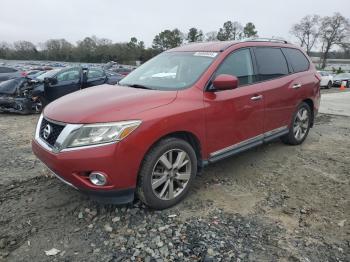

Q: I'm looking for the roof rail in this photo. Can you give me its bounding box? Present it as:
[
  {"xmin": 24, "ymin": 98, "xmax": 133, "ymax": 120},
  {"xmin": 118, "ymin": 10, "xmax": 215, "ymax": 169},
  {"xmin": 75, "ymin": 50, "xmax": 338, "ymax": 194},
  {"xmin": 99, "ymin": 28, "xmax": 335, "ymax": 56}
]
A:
[{"xmin": 245, "ymin": 38, "xmax": 288, "ymax": 44}]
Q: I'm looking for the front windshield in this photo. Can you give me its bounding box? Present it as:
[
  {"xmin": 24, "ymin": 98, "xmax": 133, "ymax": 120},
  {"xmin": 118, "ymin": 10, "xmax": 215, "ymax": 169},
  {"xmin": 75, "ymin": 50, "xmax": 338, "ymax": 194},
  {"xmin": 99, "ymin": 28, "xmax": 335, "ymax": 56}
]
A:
[
  {"xmin": 335, "ymin": 73, "xmax": 350, "ymax": 79},
  {"xmin": 119, "ymin": 51, "xmax": 218, "ymax": 90},
  {"xmin": 36, "ymin": 69, "xmax": 61, "ymax": 81}
]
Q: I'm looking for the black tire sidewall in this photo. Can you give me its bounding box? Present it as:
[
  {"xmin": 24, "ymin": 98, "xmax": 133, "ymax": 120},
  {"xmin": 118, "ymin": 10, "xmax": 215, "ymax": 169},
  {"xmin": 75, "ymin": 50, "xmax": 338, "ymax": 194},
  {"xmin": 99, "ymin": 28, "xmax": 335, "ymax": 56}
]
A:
[
  {"xmin": 138, "ymin": 138, "xmax": 197, "ymax": 210},
  {"xmin": 327, "ymin": 81, "xmax": 332, "ymax": 89}
]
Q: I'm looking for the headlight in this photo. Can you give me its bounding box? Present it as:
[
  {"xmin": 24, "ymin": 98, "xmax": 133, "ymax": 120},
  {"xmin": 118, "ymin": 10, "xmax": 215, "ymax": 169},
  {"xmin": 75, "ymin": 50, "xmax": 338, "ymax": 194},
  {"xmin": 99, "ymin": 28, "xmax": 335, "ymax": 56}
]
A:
[{"xmin": 65, "ymin": 120, "xmax": 141, "ymax": 148}]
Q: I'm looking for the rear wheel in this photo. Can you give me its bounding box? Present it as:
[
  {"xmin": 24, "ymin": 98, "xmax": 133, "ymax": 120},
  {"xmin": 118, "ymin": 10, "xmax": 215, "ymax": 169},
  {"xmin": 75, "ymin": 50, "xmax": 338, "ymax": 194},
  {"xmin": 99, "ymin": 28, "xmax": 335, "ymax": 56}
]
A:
[
  {"xmin": 137, "ymin": 137, "xmax": 197, "ymax": 210},
  {"xmin": 281, "ymin": 102, "xmax": 311, "ymax": 145},
  {"xmin": 327, "ymin": 81, "xmax": 332, "ymax": 89}
]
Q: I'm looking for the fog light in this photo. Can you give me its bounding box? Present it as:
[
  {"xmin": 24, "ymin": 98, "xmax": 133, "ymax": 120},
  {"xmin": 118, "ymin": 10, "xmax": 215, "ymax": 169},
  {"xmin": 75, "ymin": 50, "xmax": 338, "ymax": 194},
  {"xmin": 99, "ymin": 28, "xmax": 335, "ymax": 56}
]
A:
[{"xmin": 89, "ymin": 172, "xmax": 107, "ymax": 186}]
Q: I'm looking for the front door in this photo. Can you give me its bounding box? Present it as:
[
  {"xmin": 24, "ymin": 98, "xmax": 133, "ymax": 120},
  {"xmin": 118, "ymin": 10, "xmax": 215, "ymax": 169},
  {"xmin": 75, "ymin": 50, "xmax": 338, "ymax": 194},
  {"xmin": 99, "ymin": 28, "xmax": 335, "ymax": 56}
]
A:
[
  {"xmin": 204, "ymin": 48, "xmax": 264, "ymax": 160},
  {"xmin": 45, "ymin": 67, "xmax": 81, "ymax": 102},
  {"xmin": 85, "ymin": 68, "xmax": 107, "ymax": 88}
]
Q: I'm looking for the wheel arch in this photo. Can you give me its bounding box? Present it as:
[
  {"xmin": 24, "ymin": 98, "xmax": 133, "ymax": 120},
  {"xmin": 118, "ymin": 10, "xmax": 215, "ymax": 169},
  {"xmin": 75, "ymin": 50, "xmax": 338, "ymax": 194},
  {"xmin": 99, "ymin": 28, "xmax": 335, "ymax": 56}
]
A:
[
  {"xmin": 143, "ymin": 130, "xmax": 203, "ymax": 171},
  {"xmin": 302, "ymin": 98, "xmax": 314, "ymax": 127}
]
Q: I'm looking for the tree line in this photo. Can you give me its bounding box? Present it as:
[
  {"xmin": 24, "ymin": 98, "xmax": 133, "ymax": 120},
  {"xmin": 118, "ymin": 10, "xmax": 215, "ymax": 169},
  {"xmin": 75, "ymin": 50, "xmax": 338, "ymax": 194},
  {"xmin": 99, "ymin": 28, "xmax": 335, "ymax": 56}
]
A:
[
  {"xmin": 290, "ymin": 12, "xmax": 350, "ymax": 68},
  {"xmin": 0, "ymin": 14, "xmax": 349, "ymax": 68},
  {"xmin": 0, "ymin": 21, "xmax": 258, "ymax": 64}
]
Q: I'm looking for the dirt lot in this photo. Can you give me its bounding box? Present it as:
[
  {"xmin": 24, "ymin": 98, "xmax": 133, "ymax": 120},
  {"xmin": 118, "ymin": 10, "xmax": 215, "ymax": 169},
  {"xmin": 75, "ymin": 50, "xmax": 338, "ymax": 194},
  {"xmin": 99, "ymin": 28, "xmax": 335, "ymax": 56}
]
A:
[{"xmin": 0, "ymin": 95, "xmax": 349, "ymax": 261}]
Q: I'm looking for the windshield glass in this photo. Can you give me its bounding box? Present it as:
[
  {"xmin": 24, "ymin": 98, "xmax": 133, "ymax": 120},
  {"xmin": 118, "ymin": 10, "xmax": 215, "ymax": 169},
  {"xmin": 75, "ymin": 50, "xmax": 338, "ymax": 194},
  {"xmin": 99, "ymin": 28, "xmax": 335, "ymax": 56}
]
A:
[
  {"xmin": 36, "ymin": 69, "xmax": 61, "ymax": 81},
  {"xmin": 119, "ymin": 51, "xmax": 218, "ymax": 90},
  {"xmin": 335, "ymin": 73, "xmax": 350, "ymax": 79}
]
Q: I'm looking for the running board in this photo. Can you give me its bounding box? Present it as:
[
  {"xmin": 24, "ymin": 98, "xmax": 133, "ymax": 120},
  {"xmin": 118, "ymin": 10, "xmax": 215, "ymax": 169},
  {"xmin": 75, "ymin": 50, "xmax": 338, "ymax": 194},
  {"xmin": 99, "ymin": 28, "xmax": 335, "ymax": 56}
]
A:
[{"xmin": 208, "ymin": 127, "xmax": 288, "ymax": 163}]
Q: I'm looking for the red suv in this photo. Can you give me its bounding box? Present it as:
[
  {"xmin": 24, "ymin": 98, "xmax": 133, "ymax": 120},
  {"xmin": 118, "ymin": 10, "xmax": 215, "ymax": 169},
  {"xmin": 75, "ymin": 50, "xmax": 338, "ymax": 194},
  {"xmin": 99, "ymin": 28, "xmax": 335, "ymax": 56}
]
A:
[{"xmin": 32, "ymin": 39, "xmax": 321, "ymax": 209}]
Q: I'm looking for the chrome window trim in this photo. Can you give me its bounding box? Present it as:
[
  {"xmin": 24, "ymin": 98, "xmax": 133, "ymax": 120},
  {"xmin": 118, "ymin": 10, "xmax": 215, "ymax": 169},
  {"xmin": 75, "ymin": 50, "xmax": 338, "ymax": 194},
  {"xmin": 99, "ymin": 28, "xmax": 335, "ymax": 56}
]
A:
[{"xmin": 210, "ymin": 125, "xmax": 288, "ymax": 157}]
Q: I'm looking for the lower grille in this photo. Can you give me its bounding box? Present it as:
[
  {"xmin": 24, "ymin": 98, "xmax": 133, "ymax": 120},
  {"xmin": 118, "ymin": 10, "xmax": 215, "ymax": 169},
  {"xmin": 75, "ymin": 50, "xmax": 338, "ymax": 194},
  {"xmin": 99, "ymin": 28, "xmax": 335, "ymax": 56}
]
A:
[{"xmin": 39, "ymin": 118, "xmax": 65, "ymax": 147}]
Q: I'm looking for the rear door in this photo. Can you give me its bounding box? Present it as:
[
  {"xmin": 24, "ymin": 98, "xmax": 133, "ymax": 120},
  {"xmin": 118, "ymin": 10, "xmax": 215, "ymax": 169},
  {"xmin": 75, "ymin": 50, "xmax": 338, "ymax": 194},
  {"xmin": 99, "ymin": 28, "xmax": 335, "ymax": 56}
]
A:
[
  {"xmin": 86, "ymin": 68, "xmax": 107, "ymax": 88},
  {"xmin": 204, "ymin": 48, "xmax": 265, "ymax": 159},
  {"xmin": 253, "ymin": 47, "xmax": 297, "ymax": 134},
  {"xmin": 45, "ymin": 67, "xmax": 81, "ymax": 101}
]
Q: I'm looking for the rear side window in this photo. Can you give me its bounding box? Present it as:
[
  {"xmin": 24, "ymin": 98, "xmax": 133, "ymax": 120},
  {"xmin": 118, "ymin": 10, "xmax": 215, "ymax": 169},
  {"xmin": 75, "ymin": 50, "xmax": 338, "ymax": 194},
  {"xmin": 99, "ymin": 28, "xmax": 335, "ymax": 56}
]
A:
[
  {"xmin": 283, "ymin": 48, "xmax": 310, "ymax": 73},
  {"xmin": 0, "ymin": 67, "xmax": 17, "ymax": 73},
  {"xmin": 215, "ymin": 49, "xmax": 257, "ymax": 86},
  {"xmin": 254, "ymin": 48, "xmax": 289, "ymax": 81}
]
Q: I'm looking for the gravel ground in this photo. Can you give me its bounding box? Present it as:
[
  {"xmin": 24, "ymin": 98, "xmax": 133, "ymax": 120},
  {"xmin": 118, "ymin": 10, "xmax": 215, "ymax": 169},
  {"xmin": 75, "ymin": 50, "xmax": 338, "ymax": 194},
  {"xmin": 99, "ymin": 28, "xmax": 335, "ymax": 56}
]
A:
[{"xmin": 0, "ymin": 99, "xmax": 349, "ymax": 261}]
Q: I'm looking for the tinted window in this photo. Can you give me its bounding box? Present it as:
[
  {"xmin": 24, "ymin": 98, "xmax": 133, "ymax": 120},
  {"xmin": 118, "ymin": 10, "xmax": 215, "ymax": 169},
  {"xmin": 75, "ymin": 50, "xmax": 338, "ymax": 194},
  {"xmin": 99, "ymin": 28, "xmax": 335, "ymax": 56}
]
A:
[
  {"xmin": 87, "ymin": 68, "xmax": 105, "ymax": 79},
  {"xmin": 283, "ymin": 48, "xmax": 309, "ymax": 73},
  {"xmin": 215, "ymin": 49, "xmax": 256, "ymax": 85},
  {"xmin": 56, "ymin": 68, "xmax": 80, "ymax": 82},
  {"xmin": 0, "ymin": 67, "xmax": 17, "ymax": 73},
  {"xmin": 255, "ymin": 48, "xmax": 289, "ymax": 81}
]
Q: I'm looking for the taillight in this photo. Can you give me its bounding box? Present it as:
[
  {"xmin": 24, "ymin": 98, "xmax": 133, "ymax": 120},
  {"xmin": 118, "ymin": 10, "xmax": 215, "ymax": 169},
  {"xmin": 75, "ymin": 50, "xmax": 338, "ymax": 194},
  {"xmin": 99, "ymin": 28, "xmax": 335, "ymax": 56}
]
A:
[{"xmin": 21, "ymin": 71, "xmax": 27, "ymax": 77}]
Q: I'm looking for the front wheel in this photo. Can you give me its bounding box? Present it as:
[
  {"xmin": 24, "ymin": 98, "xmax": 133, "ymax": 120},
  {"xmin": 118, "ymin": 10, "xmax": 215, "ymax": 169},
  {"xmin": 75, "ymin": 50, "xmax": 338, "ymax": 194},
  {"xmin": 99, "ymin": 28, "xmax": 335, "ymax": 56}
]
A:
[
  {"xmin": 32, "ymin": 96, "xmax": 48, "ymax": 114},
  {"xmin": 327, "ymin": 81, "xmax": 332, "ymax": 89},
  {"xmin": 281, "ymin": 102, "xmax": 311, "ymax": 145},
  {"xmin": 137, "ymin": 137, "xmax": 197, "ymax": 210}
]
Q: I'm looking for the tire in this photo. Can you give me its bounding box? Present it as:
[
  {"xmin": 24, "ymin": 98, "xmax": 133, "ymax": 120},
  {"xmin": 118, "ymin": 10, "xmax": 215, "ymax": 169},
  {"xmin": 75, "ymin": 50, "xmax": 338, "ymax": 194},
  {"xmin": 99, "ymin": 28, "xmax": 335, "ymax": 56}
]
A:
[
  {"xmin": 33, "ymin": 96, "xmax": 48, "ymax": 114},
  {"xmin": 327, "ymin": 81, "xmax": 332, "ymax": 89},
  {"xmin": 281, "ymin": 102, "xmax": 312, "ymax": 145},
  {"xmin": 137, "ymin": 137, "xmax": 197, "ymax": 210}
]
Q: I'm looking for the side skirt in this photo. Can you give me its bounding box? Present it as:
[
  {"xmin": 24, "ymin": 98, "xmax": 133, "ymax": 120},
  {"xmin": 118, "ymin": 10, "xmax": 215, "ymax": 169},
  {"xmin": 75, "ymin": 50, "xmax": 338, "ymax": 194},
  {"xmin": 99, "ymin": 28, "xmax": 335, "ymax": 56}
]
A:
[{"xmin": 207, "ymin": 127, "xmax": 288, "ymax": 164}]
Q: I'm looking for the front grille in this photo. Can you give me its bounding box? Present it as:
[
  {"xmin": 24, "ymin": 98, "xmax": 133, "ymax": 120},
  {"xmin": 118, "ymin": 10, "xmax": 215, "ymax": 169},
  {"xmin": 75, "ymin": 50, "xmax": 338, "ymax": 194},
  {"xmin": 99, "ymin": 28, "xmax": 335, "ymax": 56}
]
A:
[{"xmin": 39, "ymin": 118, "xmax": 65, "ymax": 147}]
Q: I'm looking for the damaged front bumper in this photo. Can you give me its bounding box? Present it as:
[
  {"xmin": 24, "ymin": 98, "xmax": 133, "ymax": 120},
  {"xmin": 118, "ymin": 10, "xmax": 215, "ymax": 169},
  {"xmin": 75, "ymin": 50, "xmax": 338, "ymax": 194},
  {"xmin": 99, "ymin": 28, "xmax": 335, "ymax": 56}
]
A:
[{"xmin": 0, "ymin": 95, "xmax": 33, "ymax": 114}]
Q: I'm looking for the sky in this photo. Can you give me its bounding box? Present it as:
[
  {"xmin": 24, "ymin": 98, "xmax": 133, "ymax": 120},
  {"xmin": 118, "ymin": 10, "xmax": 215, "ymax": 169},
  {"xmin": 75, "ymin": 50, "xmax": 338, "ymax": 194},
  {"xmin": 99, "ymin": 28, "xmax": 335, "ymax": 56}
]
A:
[{"xmin": 0, "ymin": 0, "xmax": 349, "ymax": 47}]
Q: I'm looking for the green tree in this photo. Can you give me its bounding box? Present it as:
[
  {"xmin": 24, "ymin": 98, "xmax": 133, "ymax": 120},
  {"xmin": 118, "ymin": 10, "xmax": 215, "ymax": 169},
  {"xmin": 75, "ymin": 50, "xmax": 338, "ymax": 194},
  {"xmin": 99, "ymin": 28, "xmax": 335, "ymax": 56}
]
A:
[
  {"xmin": 187, "ymin": 27, "xmax": 203, "ymax": 42},
  {"xmin": 152, "ymin": 29, "xmax": 183, "ymax": 51},
  {"xmin": 243, "ymin": 22, "xmax": 258, "ymax": 38},
  {"xmin": 217, "ymin": 21, "xmax": 243, "ymax": 41}
]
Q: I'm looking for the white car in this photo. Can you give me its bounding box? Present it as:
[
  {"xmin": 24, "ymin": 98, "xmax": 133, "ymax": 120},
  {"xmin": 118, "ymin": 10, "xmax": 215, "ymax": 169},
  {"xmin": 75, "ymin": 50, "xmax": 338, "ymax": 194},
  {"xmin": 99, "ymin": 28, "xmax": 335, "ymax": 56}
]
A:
[{"xmin": 318, "ymin": 71, "xmax": 333, "ymax": 89}]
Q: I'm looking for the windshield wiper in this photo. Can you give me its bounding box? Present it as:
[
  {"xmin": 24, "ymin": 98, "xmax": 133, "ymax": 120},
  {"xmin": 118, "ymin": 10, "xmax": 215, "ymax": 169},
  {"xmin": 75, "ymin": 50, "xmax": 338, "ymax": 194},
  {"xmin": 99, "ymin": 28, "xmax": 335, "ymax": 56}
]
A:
[{"xmin": 124, "ymin": 84, "xmax": 153, "ymax": 90}]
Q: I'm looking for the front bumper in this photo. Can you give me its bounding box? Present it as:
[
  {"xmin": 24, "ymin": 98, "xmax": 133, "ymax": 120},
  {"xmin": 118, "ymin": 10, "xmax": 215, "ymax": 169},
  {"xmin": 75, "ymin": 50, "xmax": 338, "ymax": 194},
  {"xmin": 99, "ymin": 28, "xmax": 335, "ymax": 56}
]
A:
[
  {"xmin": 0, "ymin": 95, "xmax": 32, "ymax": 114},
  {"xmin": 32, "ymin": 139, "xmax": 136, "ymax": 204}
]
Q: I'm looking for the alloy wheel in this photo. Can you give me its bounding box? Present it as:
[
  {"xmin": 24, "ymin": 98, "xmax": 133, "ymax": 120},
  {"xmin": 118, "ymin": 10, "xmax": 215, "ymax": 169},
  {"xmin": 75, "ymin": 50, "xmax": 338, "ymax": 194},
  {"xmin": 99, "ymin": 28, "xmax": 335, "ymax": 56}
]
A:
[
  {"xmin": 293, "ymin": 107, "xmax": 309, "ymax": 141},
  {"xmin": 151, "ymin": 149, "xmax": 192, "ymax": 201}
]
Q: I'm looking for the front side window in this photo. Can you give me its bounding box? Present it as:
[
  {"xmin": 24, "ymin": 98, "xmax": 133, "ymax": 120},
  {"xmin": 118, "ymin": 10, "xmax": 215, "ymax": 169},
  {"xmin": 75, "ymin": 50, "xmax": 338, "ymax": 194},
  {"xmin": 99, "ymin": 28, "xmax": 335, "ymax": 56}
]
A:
[
  {"xmin": 87, "ymin": 68, "xmax": 105, "ymax": 79},
  {"xmin": 215, "ymin": 49, "xmax": 256, "ymax": 86},
  {"xmin": 119, "ymin": 52, "xmax": 217, "ymax": 90},
  {"xmin": 56, "ymin": 68, "xmax": 80, "ymax": 82},
  {"xmin": 254, "ymin": 47, "xmax": 289, "ymax": 81},
  {"xmin": 283, "ymin": 48, "xmax": 310, "ymax": 73}
]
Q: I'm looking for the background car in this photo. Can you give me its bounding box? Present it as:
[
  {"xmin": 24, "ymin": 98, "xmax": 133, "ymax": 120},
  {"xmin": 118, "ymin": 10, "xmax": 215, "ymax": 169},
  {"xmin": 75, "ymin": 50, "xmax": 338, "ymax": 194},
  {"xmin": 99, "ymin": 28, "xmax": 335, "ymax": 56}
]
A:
[
  {"xmin": 317, "ymin": 71, "xmax": 333, "ymax": 89},
  {"xmin": 333, "ymin": 73, "xmax": 350, "ymax": 87},
  {"xmin": 0, "ymin": 66, "xmax": 24, "ymax": 82}
]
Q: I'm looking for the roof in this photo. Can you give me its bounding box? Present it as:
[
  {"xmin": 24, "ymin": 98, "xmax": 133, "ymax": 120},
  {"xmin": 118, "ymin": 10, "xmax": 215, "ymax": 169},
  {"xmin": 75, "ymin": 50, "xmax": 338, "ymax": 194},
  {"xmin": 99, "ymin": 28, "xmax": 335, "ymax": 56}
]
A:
[
  {"xmin": 168, "ymin": 38, "xmax": 291, "ymax": 53},
  {"xmin": 168, "ymin": 41, "xmax": 238, "ymax": 52}
]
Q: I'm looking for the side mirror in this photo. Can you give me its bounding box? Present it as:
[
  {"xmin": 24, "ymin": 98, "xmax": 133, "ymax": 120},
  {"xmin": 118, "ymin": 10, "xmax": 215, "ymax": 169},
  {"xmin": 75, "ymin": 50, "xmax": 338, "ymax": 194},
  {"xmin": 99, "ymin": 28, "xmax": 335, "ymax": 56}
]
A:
[
  {"xmin": 212, "ymin": 74, "xmax": 238, "ymax": 91},
  {"xmin": 44, "ymin": 77, "xmax": 57, "ymax": 86}
]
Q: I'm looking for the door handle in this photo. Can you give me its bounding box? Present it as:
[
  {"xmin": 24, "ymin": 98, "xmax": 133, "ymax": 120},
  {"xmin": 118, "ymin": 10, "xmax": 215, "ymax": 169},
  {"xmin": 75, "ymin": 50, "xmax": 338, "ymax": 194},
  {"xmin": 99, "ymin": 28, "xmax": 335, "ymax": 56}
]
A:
[
  {"xmin": 251, "ymin": 95, "xmax": 263, "ymax": 101},
  {"xmin": 292, "ymin": 83, "xmax": 302, "ymax": 89}
]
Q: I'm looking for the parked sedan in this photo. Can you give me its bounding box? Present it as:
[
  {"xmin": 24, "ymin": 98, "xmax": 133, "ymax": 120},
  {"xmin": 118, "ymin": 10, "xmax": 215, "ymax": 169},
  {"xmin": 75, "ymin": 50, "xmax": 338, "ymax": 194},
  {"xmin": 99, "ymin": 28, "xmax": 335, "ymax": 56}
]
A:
[
  {"xmin": 333, "ymin": 73, "xmax": 350, "ymax": 88},
  {"xmin": 0, "ymin": 66, "xmax": 24, "ymax": 82},
  {"xmin": 317, "ymin": 71, "xmax": 333, "ymax": 89},
  {"xmin": 0, "ymin": 67, "xmax": 121, "ymax": 114}
]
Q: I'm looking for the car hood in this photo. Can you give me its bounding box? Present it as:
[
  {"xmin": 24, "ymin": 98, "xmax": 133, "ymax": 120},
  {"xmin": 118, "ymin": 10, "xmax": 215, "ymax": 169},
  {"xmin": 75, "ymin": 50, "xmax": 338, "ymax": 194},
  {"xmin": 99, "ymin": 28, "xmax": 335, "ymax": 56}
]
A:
[
  {"xmin": 44, "ymin": 84, "xmax": 177, "ymax": 123},
  {"xmin": 0, "ymin": 78, "xmax": 26, "ymax": 95}
]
